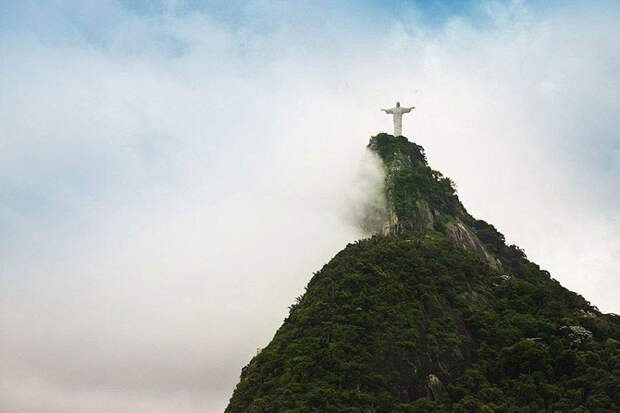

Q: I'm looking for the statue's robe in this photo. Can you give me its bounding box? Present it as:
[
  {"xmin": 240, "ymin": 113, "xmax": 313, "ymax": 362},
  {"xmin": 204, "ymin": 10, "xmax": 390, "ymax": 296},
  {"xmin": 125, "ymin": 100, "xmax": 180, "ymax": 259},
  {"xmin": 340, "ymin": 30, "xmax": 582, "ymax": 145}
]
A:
[{"xmin": 384, "ymin": 106, "xmax": 413, "ymax": 136}]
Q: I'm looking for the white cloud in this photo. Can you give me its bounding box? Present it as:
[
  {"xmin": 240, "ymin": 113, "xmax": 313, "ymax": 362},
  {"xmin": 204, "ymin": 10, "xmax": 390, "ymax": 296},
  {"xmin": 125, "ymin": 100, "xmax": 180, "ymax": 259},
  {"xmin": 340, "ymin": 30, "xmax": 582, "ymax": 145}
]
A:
[{"xmin": 1, "ymin": 1, "xmax": 619, "ymax": 412}]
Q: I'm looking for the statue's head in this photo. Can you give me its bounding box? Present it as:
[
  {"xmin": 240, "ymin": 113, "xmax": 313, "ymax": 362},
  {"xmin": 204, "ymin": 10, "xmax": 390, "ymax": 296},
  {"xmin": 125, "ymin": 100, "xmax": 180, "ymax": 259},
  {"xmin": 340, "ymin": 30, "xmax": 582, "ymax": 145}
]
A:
[{"xmin": 396, "ymin": 101, "xmax": 400, "ymax": 107}]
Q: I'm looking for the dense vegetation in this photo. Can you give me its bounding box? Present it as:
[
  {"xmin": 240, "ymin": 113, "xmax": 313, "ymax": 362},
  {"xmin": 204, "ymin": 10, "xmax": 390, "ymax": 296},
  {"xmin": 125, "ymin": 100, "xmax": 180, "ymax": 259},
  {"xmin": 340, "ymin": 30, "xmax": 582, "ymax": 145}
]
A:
[
  {"xmin": 226, "ymin": 135, "xmax": 619, "ymax": 412},
  {"xmin": 368, "ymin": 133, "xmax": 462, "ymax": 225}
]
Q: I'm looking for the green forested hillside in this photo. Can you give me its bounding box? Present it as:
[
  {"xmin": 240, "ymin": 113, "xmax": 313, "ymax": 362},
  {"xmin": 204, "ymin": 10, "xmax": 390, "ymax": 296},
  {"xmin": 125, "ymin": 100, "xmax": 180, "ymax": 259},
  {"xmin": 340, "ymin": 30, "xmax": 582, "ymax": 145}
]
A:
[{"xmin": 225, "ymin": 134, "xmax": 619, "ymax": 412}]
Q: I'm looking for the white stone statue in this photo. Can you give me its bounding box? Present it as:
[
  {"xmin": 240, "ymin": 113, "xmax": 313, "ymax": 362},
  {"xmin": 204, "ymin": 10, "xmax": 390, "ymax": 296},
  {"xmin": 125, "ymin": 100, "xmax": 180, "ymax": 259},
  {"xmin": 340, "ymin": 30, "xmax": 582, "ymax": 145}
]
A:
[{"xmin": 381, "ymin": 102, "xmax": 414, "ymax": 136}]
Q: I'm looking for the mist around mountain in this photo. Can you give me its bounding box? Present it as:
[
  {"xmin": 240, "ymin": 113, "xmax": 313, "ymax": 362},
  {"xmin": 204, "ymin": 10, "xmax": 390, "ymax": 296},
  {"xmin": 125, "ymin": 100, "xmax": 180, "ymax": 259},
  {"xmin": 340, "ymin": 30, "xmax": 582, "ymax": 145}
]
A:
[{"xmin": 225, "ymin": 134, "xmax": 619, "ymax": 412}]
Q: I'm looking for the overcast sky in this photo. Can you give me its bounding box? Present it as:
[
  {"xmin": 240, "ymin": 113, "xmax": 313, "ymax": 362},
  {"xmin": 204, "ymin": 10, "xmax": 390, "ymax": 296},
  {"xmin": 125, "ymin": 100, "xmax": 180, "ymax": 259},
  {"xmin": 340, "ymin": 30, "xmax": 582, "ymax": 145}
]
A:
[{"xmin": 1, "ymin": 1, "xmax": 619, "ymax": 412}]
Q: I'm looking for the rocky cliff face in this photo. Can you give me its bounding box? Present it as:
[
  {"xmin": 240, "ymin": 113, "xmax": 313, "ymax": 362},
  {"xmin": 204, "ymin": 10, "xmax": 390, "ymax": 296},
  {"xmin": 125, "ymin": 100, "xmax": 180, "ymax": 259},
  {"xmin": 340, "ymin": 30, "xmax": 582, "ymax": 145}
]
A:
[
  {"xmin": 367, "ymin": 133, "xmax": 501, "ymax": 270},
  {"xmin": 444, "ymin": 220, "xmax": 501, "ymax": 269}
]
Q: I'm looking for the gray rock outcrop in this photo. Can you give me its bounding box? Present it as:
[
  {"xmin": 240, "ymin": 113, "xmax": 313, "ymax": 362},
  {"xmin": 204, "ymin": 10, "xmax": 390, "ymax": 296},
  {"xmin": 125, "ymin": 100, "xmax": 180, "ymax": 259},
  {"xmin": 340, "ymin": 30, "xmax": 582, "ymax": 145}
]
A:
[
  {"xmin": 445, "ymin": 220, "xmax": 501, "ymax": 269},
  {"xmin": 426, "ymin": 373, "xmax": 448, "ymax": 401}
]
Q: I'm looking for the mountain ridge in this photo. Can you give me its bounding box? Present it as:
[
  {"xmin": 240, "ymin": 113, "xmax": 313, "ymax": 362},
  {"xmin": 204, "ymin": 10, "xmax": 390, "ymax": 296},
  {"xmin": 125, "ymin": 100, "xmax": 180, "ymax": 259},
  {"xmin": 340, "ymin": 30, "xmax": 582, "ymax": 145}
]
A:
[{"xmin": 225, "ymin": 134, "xmax": 620, "ymax": 412}]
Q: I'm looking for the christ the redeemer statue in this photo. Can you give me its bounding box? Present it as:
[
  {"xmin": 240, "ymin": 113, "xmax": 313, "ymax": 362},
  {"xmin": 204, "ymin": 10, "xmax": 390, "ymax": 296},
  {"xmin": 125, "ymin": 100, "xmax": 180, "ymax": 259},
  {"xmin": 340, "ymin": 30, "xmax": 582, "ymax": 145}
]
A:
[{"xmin": 381, "ymin": 101, "xmax": 414, "ymax": 136}]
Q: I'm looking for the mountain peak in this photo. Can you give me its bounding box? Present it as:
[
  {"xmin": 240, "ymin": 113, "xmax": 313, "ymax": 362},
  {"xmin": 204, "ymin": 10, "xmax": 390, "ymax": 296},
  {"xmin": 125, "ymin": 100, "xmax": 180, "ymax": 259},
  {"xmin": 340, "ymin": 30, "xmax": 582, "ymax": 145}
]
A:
[
  {"xmin": 367, "ymin": 133, "xmax": 499, "ymax": 269},
  {"xmin": 225, "ymin": 134, "xmax": 620, "ymax": 413},
  {"xmin": 368, "ymin": 133, "xmax": 427, "ymax": 167}
]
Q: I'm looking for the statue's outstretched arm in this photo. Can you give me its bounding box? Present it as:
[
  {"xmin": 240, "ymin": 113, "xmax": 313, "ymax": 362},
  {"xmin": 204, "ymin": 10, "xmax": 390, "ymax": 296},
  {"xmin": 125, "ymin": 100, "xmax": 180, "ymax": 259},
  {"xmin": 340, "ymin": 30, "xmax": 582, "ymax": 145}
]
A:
[{"xmin": 381, "ymin": 109, "xmax": 393, "ymax": 113}]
